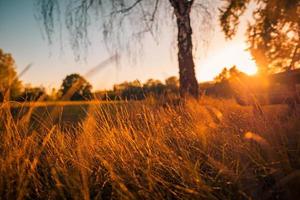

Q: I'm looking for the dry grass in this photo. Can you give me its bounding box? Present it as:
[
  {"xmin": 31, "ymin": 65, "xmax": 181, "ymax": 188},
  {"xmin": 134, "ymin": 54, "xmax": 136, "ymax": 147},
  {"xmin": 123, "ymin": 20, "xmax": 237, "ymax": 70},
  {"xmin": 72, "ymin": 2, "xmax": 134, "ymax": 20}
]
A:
[{"xmin": 0, "ymin": 97, "xmax": 299, "ymax": 199}]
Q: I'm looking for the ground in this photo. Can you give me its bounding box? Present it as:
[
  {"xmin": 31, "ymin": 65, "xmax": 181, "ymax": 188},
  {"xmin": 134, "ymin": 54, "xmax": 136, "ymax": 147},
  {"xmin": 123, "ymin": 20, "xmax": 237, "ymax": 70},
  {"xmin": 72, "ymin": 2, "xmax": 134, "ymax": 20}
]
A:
[{"xmin": 0, "ymin": 98, "xmax": 299, "ymax": 199}]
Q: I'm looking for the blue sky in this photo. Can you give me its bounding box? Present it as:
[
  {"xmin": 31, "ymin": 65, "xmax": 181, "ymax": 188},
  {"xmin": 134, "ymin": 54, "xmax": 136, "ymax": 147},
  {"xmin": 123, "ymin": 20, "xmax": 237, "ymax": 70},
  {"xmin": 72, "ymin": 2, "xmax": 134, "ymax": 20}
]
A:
[{"xmin": 0, "ymin": 0, "xmax": 256, "ymax": 91}]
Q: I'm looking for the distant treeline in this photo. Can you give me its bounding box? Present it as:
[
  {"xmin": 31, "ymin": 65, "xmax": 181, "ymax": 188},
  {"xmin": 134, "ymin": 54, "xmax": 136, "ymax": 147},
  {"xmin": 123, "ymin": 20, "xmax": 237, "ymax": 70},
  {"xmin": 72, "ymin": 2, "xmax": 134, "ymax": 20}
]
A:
[
  {"xmin": 201, "ymin": 66, "xmax": 248, "ymax": 99},
  {"xmin": 4, "ymin": 48, "xmax": 284, "ymax": 103},
  {"xmin": 0, "ymin": 45, "xmax": 251, "ymax": 103},
  {"xmin": 1, "ymin": 48, "xmax": 181, "ymax": 102},
  {"xmin": 96, "ymin": 77, "xmax": 179, "ymax": 101}
]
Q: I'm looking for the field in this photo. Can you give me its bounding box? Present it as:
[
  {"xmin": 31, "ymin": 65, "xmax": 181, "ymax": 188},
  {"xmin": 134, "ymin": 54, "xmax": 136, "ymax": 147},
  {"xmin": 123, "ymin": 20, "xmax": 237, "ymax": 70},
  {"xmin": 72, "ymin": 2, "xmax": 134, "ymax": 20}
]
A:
[{"xmin": 0, "ymin": 98, "xmax": 299, "ymax": 199}]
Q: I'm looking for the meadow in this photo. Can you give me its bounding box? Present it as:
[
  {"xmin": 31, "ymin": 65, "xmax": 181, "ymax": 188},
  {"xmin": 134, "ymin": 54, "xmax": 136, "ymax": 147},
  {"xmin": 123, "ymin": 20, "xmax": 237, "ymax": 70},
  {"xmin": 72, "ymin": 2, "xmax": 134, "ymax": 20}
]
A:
[{"xmin": 0, "ymin": 98, "xmax": 299, "ymax": 200}]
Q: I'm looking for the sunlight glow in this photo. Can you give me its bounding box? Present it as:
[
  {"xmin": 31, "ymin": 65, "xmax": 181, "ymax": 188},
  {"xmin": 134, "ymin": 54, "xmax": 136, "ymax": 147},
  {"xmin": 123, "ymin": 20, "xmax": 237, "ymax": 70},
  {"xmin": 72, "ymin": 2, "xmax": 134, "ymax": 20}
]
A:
[{"xmin": 197, "ymin": 43, "xmax": 258, "ymax": 82}]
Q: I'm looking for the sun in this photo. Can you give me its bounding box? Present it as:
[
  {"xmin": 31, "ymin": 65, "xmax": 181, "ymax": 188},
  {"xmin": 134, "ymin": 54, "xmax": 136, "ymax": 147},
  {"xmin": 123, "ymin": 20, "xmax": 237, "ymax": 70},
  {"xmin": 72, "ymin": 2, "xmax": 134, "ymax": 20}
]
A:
[{"xmin": 197, "ymin": 43, "xmax": 258, "ymax": 82}]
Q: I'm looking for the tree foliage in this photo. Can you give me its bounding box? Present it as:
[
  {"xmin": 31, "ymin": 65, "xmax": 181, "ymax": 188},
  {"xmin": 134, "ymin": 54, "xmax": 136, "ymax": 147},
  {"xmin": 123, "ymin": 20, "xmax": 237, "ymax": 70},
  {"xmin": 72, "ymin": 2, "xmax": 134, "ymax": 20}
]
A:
[
  {"xmin": 165, "ymin": 76, "xmax": 179, "ymax": 93},
  {"xmin": 59, "ymin": 73, "xmax": 92, "ymax": 100},
  {"xmin": 220, "ymin": 0, "xmax": 300, "ymax": 73},
  {"xmin": 16, "ymin": 86, "xmax": 46, "ymax": 102},
  {"xmin": 99, "ymin": 76, "xmax": 179, "ymax": 100},
  {"xmin": 204, "ymin": 66, "xmax": 249, "ymax": 98},
  {"xmin": 0, "ymin": 49, "xmax": 22, "ymax": 101},
  {"xmin": 214, "ymin": 67, "xmax": 229, "ymax": 82}
]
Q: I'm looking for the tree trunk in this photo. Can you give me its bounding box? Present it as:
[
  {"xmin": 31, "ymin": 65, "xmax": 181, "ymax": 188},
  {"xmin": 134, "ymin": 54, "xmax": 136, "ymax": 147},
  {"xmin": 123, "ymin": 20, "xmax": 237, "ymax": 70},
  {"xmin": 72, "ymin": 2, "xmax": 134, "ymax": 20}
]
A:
[{"xmin": 170, "ymin": 0, "xmax": 199, "ymax": 98}]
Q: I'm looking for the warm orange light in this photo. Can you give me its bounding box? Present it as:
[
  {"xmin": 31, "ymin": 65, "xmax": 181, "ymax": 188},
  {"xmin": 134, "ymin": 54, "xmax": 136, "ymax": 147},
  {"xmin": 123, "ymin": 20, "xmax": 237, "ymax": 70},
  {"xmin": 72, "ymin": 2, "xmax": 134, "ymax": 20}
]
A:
[{"xmin": 197, "ymin": 43, "xmax": 258, "ymax": 82}]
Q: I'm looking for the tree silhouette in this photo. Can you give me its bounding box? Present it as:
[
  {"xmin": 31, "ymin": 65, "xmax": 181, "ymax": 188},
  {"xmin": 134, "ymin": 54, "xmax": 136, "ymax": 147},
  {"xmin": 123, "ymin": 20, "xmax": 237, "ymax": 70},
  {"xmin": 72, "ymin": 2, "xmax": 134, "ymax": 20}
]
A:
[
  {"xmin": 35, "ymin": 0, "xmax": 214, "ymax": 98},
  {"xmin": 165, "ymin": 76, "xmax": 179, "ymax": 94},
  {"xmin": 214, "ymin": 67, "xmax": 229, "ymax": 82},
  {"xmin": 165, "ymin": 76, "xmax": 179, "ymax": 87},
  {"xmin": 0, "ymin": 49, "xmax": 22, "ymax": 102},
  {"xmin": 220, "ymin": 0, "xmax": 300, "ymax": 73},
  {"xmin": 17, "ymin": 86, "xmax": 46, "ymax": 102},
  {"xmin": 59, "ymin": 73, "xmax": 92, "ymax": 101}
]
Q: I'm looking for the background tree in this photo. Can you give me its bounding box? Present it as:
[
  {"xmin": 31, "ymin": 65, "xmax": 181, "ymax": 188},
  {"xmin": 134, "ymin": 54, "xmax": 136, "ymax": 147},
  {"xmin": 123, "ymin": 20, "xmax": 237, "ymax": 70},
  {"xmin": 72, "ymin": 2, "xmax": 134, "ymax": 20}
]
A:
[
  {"xmin": 113, "ymin": 80, "xmax": 145, "ymax": 100},
  {"xmin": 99, "ymin": 77, "xmax": 179, "ymax": 100},
  {"xmin": 220, "ymin": 0, "xmax": 300, "ymax": 73},
  {"xmin": 165, "ymin": 76, "xmax": 179, "ymax": 88},
  {"xmin": 204, "ymin": 66, "xmax": 250, "ymax": 99},
  {"xmin": 48, "ymin": 88, "xmax": 58, "ymax": 101},
  {"xmin": 214, "ymin": 67, "xmax": 229, "ymax": 82},
  {"xmin": 143, "ymin": 79, "xmax": 166, "ymax": 96},
  {"xmin": 59, "ymin": 73, "xmax": 92, "ymax": 101},
  {"xmin": 35, "ymin": 0, "xmax": 214, "ymax": 98},
  {"xmin": 165, "ymin": 76, "xmax": 179, "ymax": 94},
  {"xmin": 16, "ymin": 86, "xmax": 46, "ymax": 102},
  {"xmin": 0, "ymin": 49, "xmax": 22, "ymax": 102}
]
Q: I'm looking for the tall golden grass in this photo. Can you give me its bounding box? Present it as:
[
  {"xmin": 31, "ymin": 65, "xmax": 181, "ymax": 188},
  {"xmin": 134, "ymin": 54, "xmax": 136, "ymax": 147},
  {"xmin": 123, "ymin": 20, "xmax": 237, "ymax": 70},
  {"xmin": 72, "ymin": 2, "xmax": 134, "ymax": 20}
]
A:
[{"xmin": 0, "ymin": 98, "xmax": 299, "ymax": 199}]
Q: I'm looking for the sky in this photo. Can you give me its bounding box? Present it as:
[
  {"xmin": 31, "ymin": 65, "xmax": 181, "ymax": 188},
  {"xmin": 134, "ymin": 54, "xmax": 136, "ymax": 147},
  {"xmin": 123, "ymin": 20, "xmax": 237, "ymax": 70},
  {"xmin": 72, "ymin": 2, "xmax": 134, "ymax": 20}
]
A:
[{"xmin": 0, "ymin": 0, "xmax": 257, "ymax": 91}]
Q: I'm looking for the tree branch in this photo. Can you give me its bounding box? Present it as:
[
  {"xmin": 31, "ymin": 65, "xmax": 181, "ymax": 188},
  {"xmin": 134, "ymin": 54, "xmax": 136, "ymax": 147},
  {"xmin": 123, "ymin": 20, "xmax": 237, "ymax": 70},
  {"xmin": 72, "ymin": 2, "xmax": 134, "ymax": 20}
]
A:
[
  {"xmin": 219, "ymin": 0, "xmax": 250, "ymax": 39},
  {"xmin": 150, "ymin": 0, "xmax": 160, "ymax": 22},
  {"xmin": 113, "ymin": 0, "xmax": 143, "ymax": 14}
]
